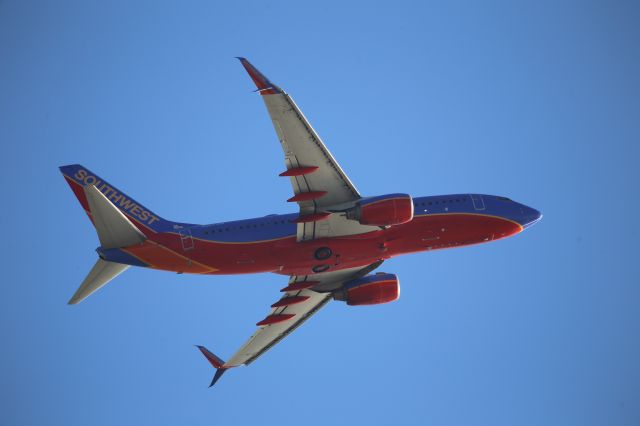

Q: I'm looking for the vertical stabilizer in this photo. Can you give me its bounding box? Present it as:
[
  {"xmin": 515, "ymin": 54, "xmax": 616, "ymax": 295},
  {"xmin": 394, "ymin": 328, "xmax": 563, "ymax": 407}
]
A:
[
  {"xmin": 84, "ymin": 185, "xmax": 146, "ymax": 249},
  {"xmin": 59, "ymin": 164, "xmax": 182, "ymax": 233},
  {"xmin": 68, "ymin": 259, "xmax": 130, "ymax": 304}
]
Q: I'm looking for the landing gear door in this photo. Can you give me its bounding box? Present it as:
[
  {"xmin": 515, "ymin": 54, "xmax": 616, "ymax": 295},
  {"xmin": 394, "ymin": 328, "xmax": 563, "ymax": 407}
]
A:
[{"xmin": 470, "ymin": 194, "xmax": 485, "ymax": 211}]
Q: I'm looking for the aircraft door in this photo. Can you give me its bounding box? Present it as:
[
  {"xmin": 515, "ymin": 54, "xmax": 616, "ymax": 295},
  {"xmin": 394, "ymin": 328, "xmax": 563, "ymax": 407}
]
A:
[
  {"xmin": 470, "ymin": 194, "xmax": 485, "ymax": 211},
  {"xmin": 179, "ymin": 228, "xmax": 195, "ymax": 251}
]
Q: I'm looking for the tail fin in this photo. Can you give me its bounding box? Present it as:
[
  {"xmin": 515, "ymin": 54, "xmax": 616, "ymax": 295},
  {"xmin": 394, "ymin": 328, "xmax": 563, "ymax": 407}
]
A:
[
  {"xmin": 67, "ymin": 186, "xmax": 147, "ymax": 304},
  {"xmin": 68, "ymin": 259, "xmax": 129, "ymax": 304},
  {"xmin": 61, "ymin": 165, "xmax": 158, "ymax": 304},
  {"xmin": 59, "ymin": 164, "xmax": 173, "ymax": 234},
  {"xmin": 83, "ymin": 184, "xmax": 146, "ymax": 249}
]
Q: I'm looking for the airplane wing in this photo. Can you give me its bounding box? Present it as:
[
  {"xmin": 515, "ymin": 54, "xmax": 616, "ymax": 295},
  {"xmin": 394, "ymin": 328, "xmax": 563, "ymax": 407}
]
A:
[
  {"xmin": 197, "ymin": 262, "xmax": 382, "ymax": 386},
  {"xmin": 237, "ymin": 58, "xmax": 379, "ymax": 241}
]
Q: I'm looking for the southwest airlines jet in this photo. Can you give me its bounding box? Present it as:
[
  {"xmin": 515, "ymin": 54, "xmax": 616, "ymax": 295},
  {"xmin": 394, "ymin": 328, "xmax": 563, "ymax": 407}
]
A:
[{"xmin": 60, "ymin": 58, "xmax": 542, "ymax": 386}]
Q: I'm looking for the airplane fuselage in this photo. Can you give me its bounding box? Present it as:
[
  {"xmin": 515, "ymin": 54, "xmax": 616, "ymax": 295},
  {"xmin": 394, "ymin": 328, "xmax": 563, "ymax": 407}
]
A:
[{"xmin": 96, "ymin": 193, "xmax": 541, "ymax": 277}]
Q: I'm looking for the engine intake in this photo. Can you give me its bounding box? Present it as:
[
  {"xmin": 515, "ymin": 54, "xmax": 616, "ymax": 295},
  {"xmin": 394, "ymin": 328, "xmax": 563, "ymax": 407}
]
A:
[
  {"xmin": 346, "ymin": 193, "xmax": 413, "ymax": 226},
  {"xmin": 334, "ymin": 273, "xmax": 400, "ymax": 306}
]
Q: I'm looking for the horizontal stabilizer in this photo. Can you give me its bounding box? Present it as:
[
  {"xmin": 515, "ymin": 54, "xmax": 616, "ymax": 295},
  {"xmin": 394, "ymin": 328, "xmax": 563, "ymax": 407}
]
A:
[
  {"xmin": 84, "ymin": 185, "xmax": 146, "ymax": 250},
  {"xmin": 68, "ymin": 259, "xmax": 129, "ymax": 305}
]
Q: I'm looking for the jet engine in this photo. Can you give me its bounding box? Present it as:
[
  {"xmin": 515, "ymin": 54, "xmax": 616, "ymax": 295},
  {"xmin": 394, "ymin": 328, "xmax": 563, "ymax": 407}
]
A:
[
  {"xmin": 334, "ymin": 273, "xmax": 400, "ymax": 306},
  {"xmin": 346, "ymin": 193, "xmax": 413, "ymax": 226}
]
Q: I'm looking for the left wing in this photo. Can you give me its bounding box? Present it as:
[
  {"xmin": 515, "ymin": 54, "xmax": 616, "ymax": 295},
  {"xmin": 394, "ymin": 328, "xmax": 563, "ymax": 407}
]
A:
[
  {"xmin": 197, "ymin": 262, "xmax": 382, "ymax": 386},
  {"xmin": 237, "ymin": 58, "xmax": 379, "ymax": 241}
]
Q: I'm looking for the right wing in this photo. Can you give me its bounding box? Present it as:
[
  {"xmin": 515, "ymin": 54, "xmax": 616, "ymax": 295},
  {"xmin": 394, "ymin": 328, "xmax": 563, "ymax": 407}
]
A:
[{"xmin": 197, "ymin": 261, "xmax": 382, "ymax": 386}]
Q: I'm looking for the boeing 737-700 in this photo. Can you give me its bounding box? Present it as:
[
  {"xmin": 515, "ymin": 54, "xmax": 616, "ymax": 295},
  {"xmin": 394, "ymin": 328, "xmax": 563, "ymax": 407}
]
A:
[{"xmin": 60, "ymin": 58, "xmax": 542, "ymax": 386}]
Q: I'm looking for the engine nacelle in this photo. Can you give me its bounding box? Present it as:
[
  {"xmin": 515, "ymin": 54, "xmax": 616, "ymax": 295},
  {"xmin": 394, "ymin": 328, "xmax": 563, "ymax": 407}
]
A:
[
  {"xmin": 334, "ymin": 273, "xmax": 400, "ymax": 306},
  {"xmin": 346, "ymin": 193, "xmax": 414, "ymax": 226}
]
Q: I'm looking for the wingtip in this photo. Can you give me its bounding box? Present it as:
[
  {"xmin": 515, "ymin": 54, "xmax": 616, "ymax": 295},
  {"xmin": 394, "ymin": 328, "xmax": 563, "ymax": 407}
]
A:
[
  {"xmin": 209, "ymin": 368, "xmax": 227, "ymax": 387},
  {"xmin": 196, "ymin": 345, "xmax": 230, "ymax": 387},
  {"xmin": 196, "ymin": 345, "xmax": 225, "ymax": 369},
  {"xmin": 236, "ymin": 57, "xmax": 283, "ymax": 95},
  {"xmin": 59, "ymin": 163, "xmax": 82, "ymax": 173}
]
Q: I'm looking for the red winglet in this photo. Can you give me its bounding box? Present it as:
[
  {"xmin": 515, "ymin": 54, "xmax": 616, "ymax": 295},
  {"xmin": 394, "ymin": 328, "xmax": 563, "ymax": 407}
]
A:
[
  {"xmin": 293, "ymin": 212, "xmax": 331, "ymax": 223},
  {"xmin": 280, "ymin": 281, "xmax": 319, "ymax": 292},
  {"xmin": 287, "ymin": 191, "xmax": 328, "ymax": 202},
  {"xmin": 279, "ymin": 166, "xmax": 319, "ymax": 177},
  {"xmin": 271, "ymin": 296, "xmax": 310, "ymax": 308},
  {"xmin": 196, "ymin": 345, "xmax": 230, "ymax": 387},
  {"xmin": 196, "ymin": 345, "xmax": 225, "ymax": 369},
  {"xmin": 236, "ymin": 57, "xmax": 282, "ymax": 95},
  {"xmin": 256, "ymin": 314, "xmax": 295, "ymax": 326}
]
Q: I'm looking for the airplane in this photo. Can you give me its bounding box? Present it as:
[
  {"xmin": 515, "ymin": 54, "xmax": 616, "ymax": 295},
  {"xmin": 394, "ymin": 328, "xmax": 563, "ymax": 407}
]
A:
[{"xmin": 60, "ymin": 57, "xmax": 542, "ymax": 387}]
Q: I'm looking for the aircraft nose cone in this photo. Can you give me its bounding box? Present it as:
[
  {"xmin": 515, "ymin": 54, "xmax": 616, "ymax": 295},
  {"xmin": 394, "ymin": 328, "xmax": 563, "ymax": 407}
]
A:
[{"xmin": 521, "ymin": 206, "xmax": 542, "ymax": 229}]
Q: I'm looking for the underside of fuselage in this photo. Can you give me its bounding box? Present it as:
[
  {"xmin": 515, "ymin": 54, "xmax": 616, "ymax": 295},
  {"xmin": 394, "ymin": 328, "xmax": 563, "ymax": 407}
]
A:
[{"xmin": 97, "ymin": 194, "xmax": 540, "ymax": 277}]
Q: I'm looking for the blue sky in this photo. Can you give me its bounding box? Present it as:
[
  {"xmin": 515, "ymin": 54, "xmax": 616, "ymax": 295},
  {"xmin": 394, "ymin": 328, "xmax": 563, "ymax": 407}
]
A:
[{"xmin": 1, "ymin": 1, "xmax": 639, "ymax": 425}]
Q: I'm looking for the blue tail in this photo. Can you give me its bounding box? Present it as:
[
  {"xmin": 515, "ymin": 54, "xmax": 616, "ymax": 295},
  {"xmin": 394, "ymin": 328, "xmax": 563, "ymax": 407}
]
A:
[{"xmin": 59, "ymin": 164, "xmax": 183, "ymax": 233}]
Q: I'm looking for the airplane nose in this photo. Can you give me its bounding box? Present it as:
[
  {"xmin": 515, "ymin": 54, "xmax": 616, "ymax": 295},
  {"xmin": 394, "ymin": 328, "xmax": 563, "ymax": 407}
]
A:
[{"xmin": 521, "ymin": 206, "xmax": 542, "ymax": 229}]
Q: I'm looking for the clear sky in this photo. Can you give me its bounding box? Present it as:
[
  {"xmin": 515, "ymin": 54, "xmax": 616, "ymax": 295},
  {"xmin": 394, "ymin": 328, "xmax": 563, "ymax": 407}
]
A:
[{"xmin": 1, "ymin": 1, "xmax": 639, "ymax": 425}]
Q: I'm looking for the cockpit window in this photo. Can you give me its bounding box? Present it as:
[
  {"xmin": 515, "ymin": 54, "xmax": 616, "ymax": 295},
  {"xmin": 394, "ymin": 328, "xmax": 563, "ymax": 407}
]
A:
[{"xmin": 496, "ymin": 196, "xmax": 512, "ymax": 202}]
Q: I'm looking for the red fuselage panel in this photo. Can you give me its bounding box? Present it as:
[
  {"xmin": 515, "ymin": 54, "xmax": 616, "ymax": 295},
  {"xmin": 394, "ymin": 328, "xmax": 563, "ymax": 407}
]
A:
[{"xmin": 119, "ymin": 213, "xmax": 521, "ymax": 276}]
